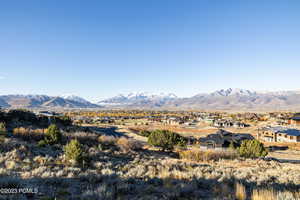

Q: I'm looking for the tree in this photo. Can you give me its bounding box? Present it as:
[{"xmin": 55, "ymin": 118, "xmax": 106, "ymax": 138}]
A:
[
  {"xmin": 64, "ymin": 139, "xmax": 83, "ymax": 164},
  {"xmin": 238, "ymin": 140, "xmax": 268, "ymax": 158},
  {"xmin": 148, "ymin": 130, "xmax": 187, "ymax": 151},
  {"xmin": 45, "ymin": 124, "xmax": 62, "ymax": 144}
]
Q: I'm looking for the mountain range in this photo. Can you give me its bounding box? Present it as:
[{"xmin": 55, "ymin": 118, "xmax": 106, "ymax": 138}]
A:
[
  {"xmin": 1, "ymin": 88, "xmax": 300, "ymax": 111},
  {"xmin": 0, "ymin": 94, "xmax": 99, "ymax": 109},
  {"xmin": 97, "ymin": 89, "xmax": 300, "ymax": 111}
]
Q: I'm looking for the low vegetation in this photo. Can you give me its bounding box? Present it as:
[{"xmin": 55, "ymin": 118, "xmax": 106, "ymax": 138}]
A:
[
  {"xmin": 0, "ymin": 122, "xmax": 6, "ymax": 134},
  {"xmin": 238, "ymin": 140, "xmax": 268, "ymax": 158},
  {"xmin": 179, "ymin": 149, "xmax": 238, "ymax": 162},
  {"xmin": 148, "ymin": 130, "xmax": 187, "ymax": 151},
  {"xmin": 64, "ymin": 139, "xmax": 84, "ymax": 165},
  {"xmin": 44, "ymin": 124, "xmax": 62, "ymax": 144},
  {"xmin": 116, "ymin": 137, "xmax": 143, "ymax": 153}
]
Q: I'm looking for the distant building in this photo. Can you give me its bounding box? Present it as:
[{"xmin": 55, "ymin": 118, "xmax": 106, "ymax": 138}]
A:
[
  {"xmin": 163, "ymin": 117, "xmax": 183, "ymax": 125},
  {"xmin": 259, "ymin": 126, "xmax": 300, "ymax": 143},
  {"xmin": 199, "ymin": 129, "xmax": 254, "ymax": 150},
  {"xmin": 288, "ymin": 113, "xmax": 300, "ymax": 126},
  {"xmin": 213, "ymin": 119, "xmax": 249, "ymax": 129},
  {"xmin": 36, "ymin": 111, "xmax": 62, "ymax": 117}
]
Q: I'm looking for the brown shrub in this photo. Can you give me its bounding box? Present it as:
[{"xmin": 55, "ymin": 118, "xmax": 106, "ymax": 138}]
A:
[
  {"xmin": 98, "ymin": 135, "xmax": 116, "ymax": 145},
  {"xmin": 179, "ymin": 149, "xmax": 238, "ymax": 162},
  {"xmin": 12, "ymin": 127, "xmax": 45, "ymax": 141},
  {"xmin": 116, "ymin": 137, "xmax": 143, "ymax": 152}
]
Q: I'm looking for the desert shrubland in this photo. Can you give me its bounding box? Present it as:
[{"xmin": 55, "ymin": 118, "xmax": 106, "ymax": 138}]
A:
[
  {"xmin": 0, "ymin": 126, "xmax": 299, "ymax": 199},
  {"xmin": 179, "ymin": 149, "xmax": 238, "ymax": 162}
]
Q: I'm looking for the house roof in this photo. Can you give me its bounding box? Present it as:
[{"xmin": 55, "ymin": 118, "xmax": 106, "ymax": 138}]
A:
[
  {"xmin": 291, "ymin": 117, "xmax": 300, "ymax": 121},
  {"xmin": 264, "ymin": 126, "xmax": 300, "ymax": 136},
  {"xmin": 199, "ymin": 129, "xmax": 234, "ymax": 144},
  {"xmin": 280, "ymin": 129, "xmax": 300, "ymax": 136}
]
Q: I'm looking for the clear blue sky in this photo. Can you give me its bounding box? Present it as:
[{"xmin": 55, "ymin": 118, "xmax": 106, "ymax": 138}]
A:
[{"xmin": 0, "ymin": 0, "xmax": 300, "ymax": 100}]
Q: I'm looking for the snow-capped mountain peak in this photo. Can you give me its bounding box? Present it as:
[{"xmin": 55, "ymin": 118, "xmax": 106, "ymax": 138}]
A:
[
  {"xmin": 97, "ymin": 92, "xmax": 178, "ymax": 105},
  {"xmin": 60, "ymin": 94, "xmax": 90, "ymax": 104},
  {"xmin": 212, "ymin": 88, "xmax": 256, "ymax": 96},
  {"xmin": 125, "ymin": 92, "xmax": 177, "ymax": 99}
]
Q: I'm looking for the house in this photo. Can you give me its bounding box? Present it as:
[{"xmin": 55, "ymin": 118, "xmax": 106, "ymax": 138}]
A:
[
  {"xmin": 213, "ymin": 119, "xmax": 249, "ymax": 129},
  {"xmin": 288, "ymin": 113, "xmax": 300, "ymax": 126},
  {"xmin": 163, "ymin": 117, "xmax": 184, "ymax": 125},
  {"xmin": 36, "ymin": 111, "xmax": 62, "ymax": 117},
  {"xmin": 258, "ymin": 126, "xmax": 300, "ymax": 143},
  {"xmin": 199, "ymin": 129, "xmax": 254, "ymax": 150},
  {"xmin": 213, "ymin": 120, "xmax": 233, "ymax": 128}
]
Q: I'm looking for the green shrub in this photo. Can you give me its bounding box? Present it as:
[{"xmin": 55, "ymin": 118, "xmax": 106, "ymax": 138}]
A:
[
  {"xmin": 38, "ymin": 140, "xmax": 47, "ymax": 147},
  {"xmin": 139, "ymin": 130, "xmax": 151, "ymax": 137},
  {"xmin": 148, "ymin": 130, "xmax": 187, "ymax": 151},
  {"xmin": 0, "ymin": 122, "xmax": 6, "ymax": 135},
  {"xmin": 64, "ymin": 139, "xmax": 83, "ymax": 164},
  {"xmin": 45, "ymin": 124, "xmax": 62, "ymax": 145},
  {"xmin": 238, "ymin": 140, "xmax": 268, "ymax": 158}
]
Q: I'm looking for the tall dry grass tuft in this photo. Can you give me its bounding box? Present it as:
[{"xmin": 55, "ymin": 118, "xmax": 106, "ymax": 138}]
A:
[
  {"xmin": 252, "ymin": 188, "xmax": 277, "ymax": 200},
  {"xmin": 235, "ymin": 182, "xmax": 247, "ymax": 200}
]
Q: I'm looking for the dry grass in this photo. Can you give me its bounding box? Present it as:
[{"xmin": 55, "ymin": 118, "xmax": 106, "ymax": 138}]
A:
[
  {"xmin": 252, "ymin": 188, "xmax": 277, "ymax": 200},
  {"xmin": 252, "ymin": 189, "xmax": 300, "ymax": 200},
  {"xmin": 12, "ymin": 127, "xmax": 45, "ymax": 141},
  {"xmin": 179, "ymin": 149, "xmax": 238, "ymax": 162},
  {"xmin": 235, "ymin": 182, "xmax": 247, "ymax": 200}
]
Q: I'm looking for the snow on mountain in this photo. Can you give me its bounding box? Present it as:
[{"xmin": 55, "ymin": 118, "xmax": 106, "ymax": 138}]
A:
[
  {"xmin": 97, "ymin": 92, "xmax": 178, "ymax": 105},
  {"xmin": 60, "ymin": 94, "xmax": 91, "ymax": 104},
  {"xmin": 0, "ymin": 94, "xmax": 99, "ymax": 109},
  {"xmin": 126, "ymin": 92, "xmax": 177, "ymax": 99},
  {"xmin": 211, "ymin": 88, "xmax": 256, "ymax": 97}
]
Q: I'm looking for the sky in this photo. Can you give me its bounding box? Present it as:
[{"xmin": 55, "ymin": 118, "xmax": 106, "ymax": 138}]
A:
[{"xmin": 0, "ymin": 0, "xmax": 300, "ymax": 101}]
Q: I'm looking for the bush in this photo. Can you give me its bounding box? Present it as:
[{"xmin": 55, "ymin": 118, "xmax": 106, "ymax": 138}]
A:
[
  {"xmin": 45, "ymin": 124, "xmax": 62, "ymax": 145},
  {"xmin": 116, "ymin": 137, "xmax": 143, "ymax": 152},
  {"xmin": 38, "ymin": 140, "xmax": 47, "ymax": 147},
  {"xmin": 238, "ymin": 140, "xmax": 268, "ymax": 158},
  {"xmin": 148, "ymin": 130, "xmax": 187, "ymax": 151},
  {"xmin": 139, "ymin": 130, "xmax": 151, "ymax": 137},
  {"xmin": 64, "ymin": 139, "xmax": 83, "ymax": 164},
  {"xmin": 98, "ymin": 135, "xmax": 116, "ymax": 146},
  {"xmin": 0, "ymin": 122, "xmax": 6, "ymax": 135}
]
